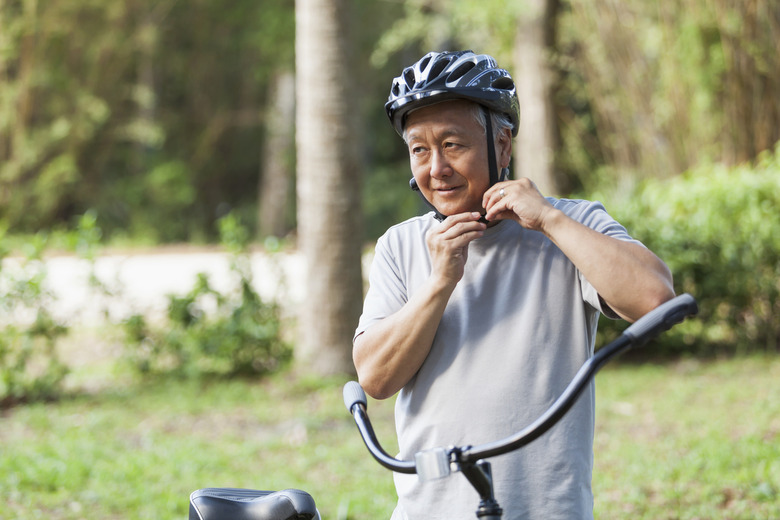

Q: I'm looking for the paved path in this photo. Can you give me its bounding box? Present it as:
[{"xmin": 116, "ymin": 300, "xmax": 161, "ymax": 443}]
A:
[{"xmin": 8, "ymin": 249, "xmax": 307, "ymax": 326}]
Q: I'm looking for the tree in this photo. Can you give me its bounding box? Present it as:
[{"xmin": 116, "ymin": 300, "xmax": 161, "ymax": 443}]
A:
[
  {"xmin": 513, "ymin": 0, "xmax": 562, "ymax": 195},
  {"xmin": 295, "ymin": 0, "xmax": 364, "ymax": 375},
  {"xmin": 258, "ymin": 70, "xmax": 296, "ymax": 239}
]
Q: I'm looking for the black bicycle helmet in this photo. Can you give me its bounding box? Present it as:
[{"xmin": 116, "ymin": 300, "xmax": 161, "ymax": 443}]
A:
[
  {"xmin": 386, "ymin": 50, "xmax": 520, "ymax": 138},
  {"xmin": 386, "ymin": 50, "xmax": 520, "ymax": 221}
]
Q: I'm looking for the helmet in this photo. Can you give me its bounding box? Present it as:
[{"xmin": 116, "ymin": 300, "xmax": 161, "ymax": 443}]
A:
[{"xmin": 385, "ymin": 50, "xmax": 520, "ymax": 137}]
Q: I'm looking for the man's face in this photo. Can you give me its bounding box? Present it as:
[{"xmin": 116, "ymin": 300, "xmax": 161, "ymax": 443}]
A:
[{"xmin": 404, "ymin": 100, "xmax": 511, "ymax": 217}]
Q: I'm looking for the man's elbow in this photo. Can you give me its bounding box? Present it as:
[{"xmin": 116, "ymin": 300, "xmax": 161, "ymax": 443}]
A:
[
  {"xmin": 647, "ymin": 284, "xmax": 676, "ymax": 312},
  {"xmin": 357, "ymin": 372, "xmax": 398, "ymax": 401},
  {"xmin": 630, "ymin": 277, "xmax": 676, "ymax": 321},
  {"xmin": 353, "ymin": 343, "xmax": 398, "ymax": 400}
]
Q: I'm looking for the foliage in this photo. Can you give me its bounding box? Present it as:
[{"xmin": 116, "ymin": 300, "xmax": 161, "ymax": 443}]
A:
[
  {"xmin": 123, "ymin": 214, "xmax": 291, "ymax": 378},
  {"xmin": 596, "ymin": 148, "xmax": 780, "ymax": 355},
  {"xmin": 1, "ymin": 0, "xmax": 777, "ymax": 245},
  {"xmin": 557, "ymin": 0, "xmax": 780, "ymax": 190},
  {"xmin": 0, "ymin": 229, "xmax": 69, "ymax": 407},
  {"xmin": 0, "ymin": 0, "xmax": 295, "ymax": 242},
  {"xmin": 370, "ymin": 0, "xmax": 522, "ymax": 68},
  {"xmin": 0, "ymin": 210, "xmax": 117, "ymax": 407},
  {"xmin": 363, "ymin": 163, "xmax": 422, "ymax": 241}
]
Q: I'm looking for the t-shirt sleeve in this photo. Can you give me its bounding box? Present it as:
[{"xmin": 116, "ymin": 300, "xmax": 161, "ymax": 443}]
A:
[
  {"xmin": 353, "ymin": 234, "xmax": 409, "ymax": 341},
  {"xmin": 555, "ymin": 199, "xmax": 645, "ymax": 320}
]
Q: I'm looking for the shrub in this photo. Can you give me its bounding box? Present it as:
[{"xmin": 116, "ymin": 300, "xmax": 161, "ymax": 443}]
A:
[
  {"xmin": 0, "ymin": 230, "xmax": 69, "ymax": 407},
  {"xmin": 124, "ymin": 214, "xmax": 291, "ymax": 378},
  {"xmin": 598, "ymin": 146, "xmax": 780, "ymax": 355}
]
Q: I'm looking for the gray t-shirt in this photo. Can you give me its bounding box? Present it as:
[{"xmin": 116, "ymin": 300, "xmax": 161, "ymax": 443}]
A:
[{"xmin": 355, "ymin": 199, "xmax": 643, "ymax": 520}]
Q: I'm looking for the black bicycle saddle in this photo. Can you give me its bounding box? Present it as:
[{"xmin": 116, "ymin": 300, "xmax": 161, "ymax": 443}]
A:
[{"xmin": 189, "ymin": 488, "xmax": 320, "ymax": 520}]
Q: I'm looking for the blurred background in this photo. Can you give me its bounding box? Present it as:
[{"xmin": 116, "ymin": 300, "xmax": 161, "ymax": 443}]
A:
[
  {"xmin": 2, "ymin": 0, "xmax": 777, "ymax": 241},
  {"xmin": 1, "ymin": 1, "xmax": 778, "ymax": 518}
]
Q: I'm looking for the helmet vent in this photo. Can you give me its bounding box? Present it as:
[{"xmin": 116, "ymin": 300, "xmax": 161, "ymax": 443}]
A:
[
  {"xmin": 448, "ymin": 61, "xmax": 476, "ymax": 83},
  {"xmin": 492, "ymin": 76, "xmax": 514, "ymax": 91},
  {"xmin": 428, "ymin": 57, "xmax": 450, "ymax": 82},
  {"xmin": 403, "ymin": 69, "xmax": 416, "ymax": 90}
]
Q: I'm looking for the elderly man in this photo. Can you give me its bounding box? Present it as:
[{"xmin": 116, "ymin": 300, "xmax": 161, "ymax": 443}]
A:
[{"xmin": 353, "ymin": 50, "xmax": 674, "ymax": 520}]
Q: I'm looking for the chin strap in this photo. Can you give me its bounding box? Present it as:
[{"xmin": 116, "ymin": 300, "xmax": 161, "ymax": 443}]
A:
[
  {"xmin": 410, "ymin": 177, "xmax": 446, "ymax": 221},
  {"xmin": 409, "ymin": 106, "xmax": 507, "ymax": 222}
]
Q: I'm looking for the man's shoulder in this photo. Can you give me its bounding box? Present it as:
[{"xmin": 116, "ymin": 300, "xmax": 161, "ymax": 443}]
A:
[
  {"xmin": 550, "ymin": 197, "xmax": 615, "ymax": 224},
  {"xmin": 550, "ymin": 197, "xmax": 605, "ymax": 214},
  {"xmin": 380, "ymin": 213, "xmax": 436, "ymax": 241}
]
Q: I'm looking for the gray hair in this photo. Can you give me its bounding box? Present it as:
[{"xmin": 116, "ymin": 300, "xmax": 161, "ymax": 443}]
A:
[{"xmin": 470, "ymin": 103, "xmax": 514, "ymax": 142}]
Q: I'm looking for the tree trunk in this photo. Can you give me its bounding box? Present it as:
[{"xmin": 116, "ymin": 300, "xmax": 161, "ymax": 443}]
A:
[
  {"xmin": 258, "ymin": 70, "xmax": 295, "ymax": 238},
  {"xmin": 295, "ymin": 0, "xmax": 363, "ymax": 375},
  {"xmin": 513, "ymin": 0, "xmax": 560, "ymax": 196}
]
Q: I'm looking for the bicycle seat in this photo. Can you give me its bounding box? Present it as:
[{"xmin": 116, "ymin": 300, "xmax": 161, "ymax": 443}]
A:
[{"xmin": 189, "ymin": 487, "xmax": 320, "ymax": 520}]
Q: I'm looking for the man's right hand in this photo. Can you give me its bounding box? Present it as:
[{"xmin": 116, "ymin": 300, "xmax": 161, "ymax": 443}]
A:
[{"xmin": 426, "ymin": 211, "xmax": 486, "ymax": 287}]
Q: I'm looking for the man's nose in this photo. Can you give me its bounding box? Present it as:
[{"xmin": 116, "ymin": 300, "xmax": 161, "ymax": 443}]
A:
[{"xmin": 429, "ymin": 149, "xmax": 452, "ymax": 178}]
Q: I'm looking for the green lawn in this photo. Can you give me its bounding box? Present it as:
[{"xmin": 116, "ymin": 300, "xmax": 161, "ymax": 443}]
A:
[
  {"xmin": 593, "ymin": 356, "xmax": 780, "ymax": 519},
  {"xmin": 1, "ymin": 355, "xmax": 778, "ymax": 519}
]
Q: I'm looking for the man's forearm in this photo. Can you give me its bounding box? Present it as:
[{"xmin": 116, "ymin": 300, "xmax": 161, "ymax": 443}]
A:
[
  {"xmin": 353, "ymin": 276, "xmax": 456, "ymax": 399},
  {"xmin": 541, "ymin": 208, "xmax": 675, "ymax": 322}
]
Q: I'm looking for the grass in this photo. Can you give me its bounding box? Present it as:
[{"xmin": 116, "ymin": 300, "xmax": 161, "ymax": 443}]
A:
[
  {"xmin": 593, "ymin": 356, "xmax": 780, "ymax": 519},
  {"xmin": 1, "ymin": 355, "xmax": 778, "ymax": 519},
  {"xmin": 0, "ymin": 372, "xmax": 398, "ymax": 520}
]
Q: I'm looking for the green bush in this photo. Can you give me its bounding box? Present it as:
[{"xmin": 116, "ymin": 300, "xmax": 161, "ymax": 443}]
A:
[
  {"xmin": 124, "ymin": 214, "xmax": 291, "ymax": 378},
  {"xmin": 598, "ymin": 146, "xmax": 780, "ymax": 355},
  {"xmin": 0, "ymin": 231, "xmax": 69, "ymax": 406}
]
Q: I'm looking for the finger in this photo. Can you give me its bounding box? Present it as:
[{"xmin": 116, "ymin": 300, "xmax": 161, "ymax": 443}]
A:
[
  {"xmin": 484, "ymin": 205, "xmax": 509, "ymax": 223},
  {"xmin": 443, "ymin": 211, "xmax": 484, "ymax": 225},
  {"xmin": 436, "ymin": 212, "xmax": 484, "ymax": 233},
  {"xmin": 482, "ymin": 186, "xmax": 500, "ymax": 210},
  {"xmin": 484, "ymin": 195, "xmax": 510, "ymax": 221},
  {"xmin": 433, "ymin": 223, "xmax": 485, "ymax": 247},
  {"xmin": 428, "ymin": 215, "xmax": 485, "ymax": 249},
  {"xmin": 483, "ymin": 183, "xmax": 510, "ymax": 212}
]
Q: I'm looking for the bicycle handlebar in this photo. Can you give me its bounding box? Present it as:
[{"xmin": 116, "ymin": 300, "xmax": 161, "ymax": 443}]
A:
[
  {"xmin": 622, "ymin": 292, "xmax": 697, "ymax": 343},
  {"xmin": 344, "ymin": 293, "xmax": 698, "ymax": 477},
  {"xmin": 343, "ymin": 382, "xmax": 417, "ymax": 474}
]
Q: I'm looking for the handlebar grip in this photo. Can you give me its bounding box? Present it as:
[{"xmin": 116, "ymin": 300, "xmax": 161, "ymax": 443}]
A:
[
  {"xmin": 343, "ymin": 381, "xmax": 368, "ymax": 412},
  {"xmin": 623, "ymin": 293, "xmax": 698, "ymax": 345}
]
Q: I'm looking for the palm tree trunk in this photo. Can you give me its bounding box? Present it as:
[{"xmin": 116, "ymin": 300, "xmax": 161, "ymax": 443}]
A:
[{"xmin": 295, "ymin": 0, "xmax": 363, "ymax": 375}]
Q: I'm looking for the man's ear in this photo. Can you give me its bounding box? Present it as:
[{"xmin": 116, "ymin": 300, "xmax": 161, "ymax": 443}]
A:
[{"xmin": 497, "ymin": 128, "xmax": 513, "ymax": 168}]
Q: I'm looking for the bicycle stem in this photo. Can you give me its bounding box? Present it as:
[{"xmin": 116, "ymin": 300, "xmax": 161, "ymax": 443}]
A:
[{"xmin": 458, "ymin": 456, "xmax": 503, "ymax": 519}]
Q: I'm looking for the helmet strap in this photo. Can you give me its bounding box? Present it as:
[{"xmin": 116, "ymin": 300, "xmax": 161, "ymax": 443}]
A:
[
  {"xmin": 409, "ymin": 177, "xmax": 447, "ymax": 222},
  {"xmin": 483, "ymin": 106, "xmax": 500, "ymax": 187}
]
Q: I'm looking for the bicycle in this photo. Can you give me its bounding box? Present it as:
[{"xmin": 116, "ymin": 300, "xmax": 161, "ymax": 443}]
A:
[{"xmin": 189, "ymin": 293, "xmax": 698, "ymax": 520}]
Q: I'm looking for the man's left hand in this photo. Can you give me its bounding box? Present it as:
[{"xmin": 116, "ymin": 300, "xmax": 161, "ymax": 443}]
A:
[{"xmin": 482, "ymin": 178, "xmax": 554, "ymax": 231}]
